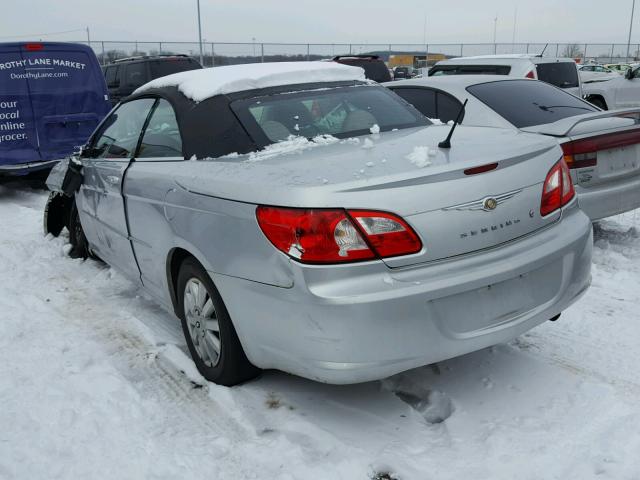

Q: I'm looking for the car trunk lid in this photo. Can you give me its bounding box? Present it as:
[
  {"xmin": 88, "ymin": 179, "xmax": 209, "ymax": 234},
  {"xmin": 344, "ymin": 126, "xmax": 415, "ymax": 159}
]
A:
[
  {"xmin": 175, "ymin": 125, "xmax": 564, "ymax": 267},
  {"xmin": 523, "ymin": 109, "xmax": 640, "ymax": 188}
]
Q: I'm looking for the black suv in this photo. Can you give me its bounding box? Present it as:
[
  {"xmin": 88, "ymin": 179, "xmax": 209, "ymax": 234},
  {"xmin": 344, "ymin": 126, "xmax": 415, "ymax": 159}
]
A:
[
  {"xmin": 331, "ymin": 55, "xmax": 392, "ymax": 83},
  {"xmin": 392, "ymin": 66, "xmax": 415, "ymax": 80},
  {"xmin": 103, "ymin": 55, "xmax": 202, "ymax": 106}
]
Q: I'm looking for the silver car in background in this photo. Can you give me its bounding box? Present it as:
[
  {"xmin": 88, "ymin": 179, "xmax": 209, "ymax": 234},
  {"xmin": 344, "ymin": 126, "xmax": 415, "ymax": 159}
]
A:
[
  {"xmin": 45, "ymin": 62, "xmax": 592, "ymax": 386},
  {"xmin": 388, "ymin": 75, "xmax": 640, "ymax": 221}
]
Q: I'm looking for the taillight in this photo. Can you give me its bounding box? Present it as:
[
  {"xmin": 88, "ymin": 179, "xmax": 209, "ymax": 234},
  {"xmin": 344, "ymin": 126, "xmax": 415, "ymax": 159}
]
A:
[
  {"xmin": 525, "ymin": 69, "xmax": 536, "ymax": 79},
  {"xmin": 540, "ymin": 160, "xmax": 575, "ymax": 217},
  {"xmin": 256, "ymin": 206, "xmax": 422, "ymax": 264},
  {"xmin": 25, "ymin": 43, "xmax": 43, "ymax": 51},
  {"xmin": 349, "ymin": 210, "xmax": 422, "ymax": 258},
  {"xmin": 561, "ymin": 128, "xmax": 640, "ymax": 169}
]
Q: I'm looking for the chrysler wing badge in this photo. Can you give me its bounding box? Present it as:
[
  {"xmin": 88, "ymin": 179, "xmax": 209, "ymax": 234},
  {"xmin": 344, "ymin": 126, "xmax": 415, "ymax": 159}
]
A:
[{"xmin": 442, "ymin": 189, "xmax": 522, "ymax": 212}]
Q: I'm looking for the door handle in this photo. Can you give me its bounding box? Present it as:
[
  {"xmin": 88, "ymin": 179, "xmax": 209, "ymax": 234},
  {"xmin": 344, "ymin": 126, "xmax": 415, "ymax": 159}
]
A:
[{"xmin": 105, "ymin": 175, "xmax": 120, "ymax": 185}]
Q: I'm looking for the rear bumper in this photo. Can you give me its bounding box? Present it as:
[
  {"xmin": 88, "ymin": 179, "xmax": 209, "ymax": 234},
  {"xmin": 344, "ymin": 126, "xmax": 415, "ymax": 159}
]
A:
[
  {"xmin": 0, "ymin": 159, "xmax": 60, "ymax": 176},
  {"xmin": 213, "ymin": 204, "xmax": 593, "ymax": 384},
  {"xmin": 576, "ymin": 173, "xmax": 640, "ymax": 221}
]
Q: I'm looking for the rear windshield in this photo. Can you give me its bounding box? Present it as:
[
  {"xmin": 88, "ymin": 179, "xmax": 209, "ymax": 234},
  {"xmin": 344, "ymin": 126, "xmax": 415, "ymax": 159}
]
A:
[
  {"xmin": 535, "ymin": 62, "xmax": 579, "ymax": 89},
  {"xmin": 429, "ymin": 64, "xmax": 511, "ymax": 76},
  {"xmin": 148, "ymin": 58, "xmax": 201, "ymax": 80},
  {"xmin": 467, "ymin": 80, "xmax": 597, "ymax": 128},
  {"xmin": 232, "ymin": 84, "xmax": 428, "ymax": 147},
  {"xmin": 337, "ymin": 59, "xmax": 391, "ymax": 82}
]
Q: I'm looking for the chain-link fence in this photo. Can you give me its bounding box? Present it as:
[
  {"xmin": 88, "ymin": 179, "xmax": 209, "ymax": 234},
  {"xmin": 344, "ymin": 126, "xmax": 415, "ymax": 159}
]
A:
[{"xmin": 75, "ymin": 41, "xmax": 640, "ymax": 67}]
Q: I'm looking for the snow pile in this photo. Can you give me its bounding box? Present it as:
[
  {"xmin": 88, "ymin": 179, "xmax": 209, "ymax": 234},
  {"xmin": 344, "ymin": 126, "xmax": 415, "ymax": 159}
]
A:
[
  {"xmin": 406, "ymin": 146, "xmax": 433, "ymax": 168},
  {"xmin": 247, "ymin": 134, "xmax": 339, "ymax": 162},
  {"xmin": 369, "ymin": 124, "xmax": 381, "ymax": 134},
  {"xmin": 2, "ymin": 183, "xmax": 640, "ymax": 480},
  {"xmin": 134, "ymin": 61, "xmax": 366, "ymax": 101}
]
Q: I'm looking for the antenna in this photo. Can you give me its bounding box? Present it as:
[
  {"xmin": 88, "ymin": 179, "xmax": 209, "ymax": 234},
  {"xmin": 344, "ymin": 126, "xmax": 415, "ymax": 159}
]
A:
[
  {"xmin": 537, "ymin": 43, "xmax": 549, "ymax": 57},
  {"xmin": 438, "ymin": 99, "xmax": 468, "ymax": 149}
]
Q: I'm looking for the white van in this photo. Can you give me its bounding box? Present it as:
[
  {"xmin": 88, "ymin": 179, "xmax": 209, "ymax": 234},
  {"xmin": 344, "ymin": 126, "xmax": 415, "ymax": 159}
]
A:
[{"xmin": 429, "ymin": 54, "xmax": 582, "ymax": 97}]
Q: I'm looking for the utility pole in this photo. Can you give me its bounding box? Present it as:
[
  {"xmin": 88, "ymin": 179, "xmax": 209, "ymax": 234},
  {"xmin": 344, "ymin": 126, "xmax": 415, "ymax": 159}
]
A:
[
  {"xmin": 493, "ymin": 15, "xmax": 498, "ymax": 53},
  {"xmin": 422, "ymin": 13, "xmax": 427, "ymax": 45},
  {"xmin": 86, "ymin": 26, "xmax": 90, "ymax": 45},
  {"xmin": 512, "ymin": 7, "xmax": 517, "ymax": 52},
  {"xmin": 196, "ymin": 0, "xmax": 204, "ymax": 65},
  {"xmin": 627, "ymin": 0, "xmax": 636, "ymax": 61}
]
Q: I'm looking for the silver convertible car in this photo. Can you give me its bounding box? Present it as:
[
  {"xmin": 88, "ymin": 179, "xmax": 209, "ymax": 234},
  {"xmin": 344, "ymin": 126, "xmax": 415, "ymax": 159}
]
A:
[
  {"xmin": 386, "ymin": 75, "xmax": 640, "ymax": 221},
  {"xmin": 45, "ymin": 62, "xmax": 592, "ymax": 385}
]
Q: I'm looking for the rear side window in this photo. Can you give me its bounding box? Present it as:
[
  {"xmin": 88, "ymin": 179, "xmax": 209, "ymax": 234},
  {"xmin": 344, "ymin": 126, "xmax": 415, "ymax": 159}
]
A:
[
  {"xmin": 393, "ymin": 88, "xmax": 437, "ymax": 117},
  {"xmin": 467, "ymin": 80, "xmax": 596, "ymax": 128},
  {"xmin": 138, "ymin": 99, "xmax": 183, "ymax": 158},
  {"xmin": 124, "ymin": 63, "xmax": 147, "ymax": 88},
  {"xmin": 535, "ymin": 62, "xmax": 579, "ymax": 89},
  {"xmin": 437, "ymin": 93, "xmax": 463, "ymax": 123},
  {"xmin": 104, "ymin": 66, "xmax": 118, "ymax": 86},
  {"xmin": 429, "ymin": 65, "xmax": 511, "ymax": 76},
  {"xmin": 392, "ymin": 87, "xmax": 464, "ymax": 124},
  {"xmin": 148, "ymin": 59, "xmax": 201, "ymax": 80}
]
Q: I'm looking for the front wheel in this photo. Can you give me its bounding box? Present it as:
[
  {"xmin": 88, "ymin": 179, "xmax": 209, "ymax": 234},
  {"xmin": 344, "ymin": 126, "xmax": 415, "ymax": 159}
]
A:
[
  {"xmin": 588, "ymin": 97, "xmax": 607, "ymax": 110},
  {"xmin": 176, "ymin": 258, "xmax": 259, "ymax": 386},
  {"xmin": 68, "ymin": 199, "xmax": 89, "ymax": 259}
]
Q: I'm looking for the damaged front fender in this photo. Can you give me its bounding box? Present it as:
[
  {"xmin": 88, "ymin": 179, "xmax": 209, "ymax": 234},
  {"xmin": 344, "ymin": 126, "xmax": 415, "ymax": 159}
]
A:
[{"xmin": 45, "ymin": 156, "xmax": 84, "ymax": 197}]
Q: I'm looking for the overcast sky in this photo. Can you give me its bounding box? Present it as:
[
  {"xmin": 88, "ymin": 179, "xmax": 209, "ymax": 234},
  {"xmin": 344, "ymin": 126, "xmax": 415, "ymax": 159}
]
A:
[{"xmin": 1, "ymin": 0, "xmax": 638, "ymax": 47}]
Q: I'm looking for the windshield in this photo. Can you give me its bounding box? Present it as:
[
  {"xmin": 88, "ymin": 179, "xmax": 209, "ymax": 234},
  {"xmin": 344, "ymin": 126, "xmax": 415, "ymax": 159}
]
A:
[
  {"xmin": 232, "ymin": 84, "xmax": 429, "ymax": 146},
  {"xmin": 467, "ymin": 79, "xmax": 597, "ymax": 128}
]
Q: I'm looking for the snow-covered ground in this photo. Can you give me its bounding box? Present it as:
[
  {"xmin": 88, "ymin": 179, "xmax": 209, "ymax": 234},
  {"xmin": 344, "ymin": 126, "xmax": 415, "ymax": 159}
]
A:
[{"xmin": 1, "ymin": 181, "xmax": 639, "ymax": 480}]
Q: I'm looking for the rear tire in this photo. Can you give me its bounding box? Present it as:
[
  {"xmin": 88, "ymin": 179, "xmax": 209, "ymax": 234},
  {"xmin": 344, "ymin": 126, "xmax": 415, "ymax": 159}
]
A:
[{"xmin": 176, "ymin": 258, "xmax": 259, "ymax": 386}]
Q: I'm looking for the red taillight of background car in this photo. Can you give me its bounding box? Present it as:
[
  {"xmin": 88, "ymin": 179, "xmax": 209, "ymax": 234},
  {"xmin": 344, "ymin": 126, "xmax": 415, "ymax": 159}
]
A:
[
  {"xmin": 525, "ymin": 69, "xmax": 536, "ymax": 79},
  {"xmin": 25, "ymin": 43, "xmax": 43, "ymax": 51},
  {"xmin": 561, "ymin": 128, "xmax": 640, "ymax": 169},
  {"xmin": 256, "ymin": 206, "xmax": 422, "ymax": 264},
  {"xmin": 540, "ymin": 160, "xmax": 575, "ymax": 216}
]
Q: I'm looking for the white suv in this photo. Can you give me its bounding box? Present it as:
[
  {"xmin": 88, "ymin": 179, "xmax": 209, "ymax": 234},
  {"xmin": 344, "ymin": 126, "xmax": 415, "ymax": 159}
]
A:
[
  {"xmin": 581, "ymin": 64, "xmax": 640, "ymax": 110},
  {"xmin": 429, "ymin": 54, "xmax": 582, "ymax": 97}
]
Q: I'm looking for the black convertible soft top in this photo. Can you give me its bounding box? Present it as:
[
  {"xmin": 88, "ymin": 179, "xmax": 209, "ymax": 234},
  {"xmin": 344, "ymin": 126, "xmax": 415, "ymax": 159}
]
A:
[{"xmin": 119, "ymin": 80, "xmax": 366, "ymax": 159}]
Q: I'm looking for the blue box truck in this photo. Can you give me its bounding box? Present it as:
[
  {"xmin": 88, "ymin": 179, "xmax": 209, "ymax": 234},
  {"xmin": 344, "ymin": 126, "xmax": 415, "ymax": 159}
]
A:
[{"xmin": 0, "ymin": 42, "xmax": 111, "ymax": 175}]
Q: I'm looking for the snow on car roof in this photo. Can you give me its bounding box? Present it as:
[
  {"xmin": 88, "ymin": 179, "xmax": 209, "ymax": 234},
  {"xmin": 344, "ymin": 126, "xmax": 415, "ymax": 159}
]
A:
[
  {"xmin": 437, "ymin": 54, "xmax": 575, "ymax": 64},
  {"xmin": 134, "ymin": 61, "xmax": 367, "ymax": 102},
  {"xmin": 389, "ymin": 74, "xmax": 520, "ymax": 88}
]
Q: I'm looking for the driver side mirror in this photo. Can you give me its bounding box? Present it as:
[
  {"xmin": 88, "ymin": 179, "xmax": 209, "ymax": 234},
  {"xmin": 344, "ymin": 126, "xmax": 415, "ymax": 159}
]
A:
[{"xmin": 625, "ymin": 68, "xmax": 634, "ymax": 80}]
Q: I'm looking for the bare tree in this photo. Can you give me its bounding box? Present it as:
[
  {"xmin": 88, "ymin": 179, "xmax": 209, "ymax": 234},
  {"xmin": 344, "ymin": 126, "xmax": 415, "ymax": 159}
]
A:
[{"xmin": 561, "ymin": 43, "xmax": 583, "ymax": 58}]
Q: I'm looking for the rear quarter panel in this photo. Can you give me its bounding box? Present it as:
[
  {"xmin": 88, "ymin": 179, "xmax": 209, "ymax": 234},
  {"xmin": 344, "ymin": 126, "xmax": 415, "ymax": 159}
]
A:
[{"xmin": 123, "ymin": 161, "xmax": 294, "ymax": 308}]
